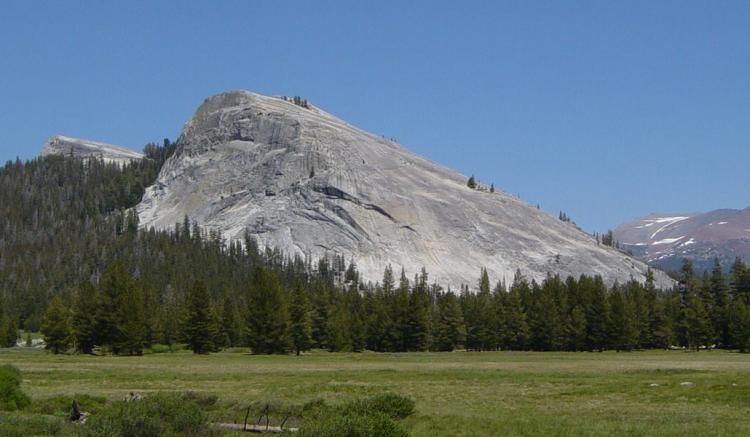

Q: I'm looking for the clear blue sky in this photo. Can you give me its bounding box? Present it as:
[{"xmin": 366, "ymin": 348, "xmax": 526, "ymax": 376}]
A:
[{"xmin": 1, "ymin": 1, "xmax": 748, "ymax": 232}]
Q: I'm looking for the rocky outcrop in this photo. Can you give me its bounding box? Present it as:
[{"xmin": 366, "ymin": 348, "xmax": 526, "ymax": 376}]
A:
[
  {"xmin": 137, "ymin": 90, "xmax": 673, "ymax": 289},
  {"xmin": 41, "ymin": 135, "xmax": 143, "ymax": 165}
]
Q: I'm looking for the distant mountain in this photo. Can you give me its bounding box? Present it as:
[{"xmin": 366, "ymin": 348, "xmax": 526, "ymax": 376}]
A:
[
  {"xmin": 614, "ymin": 208, "xmax": 750, "ymax": 273},
  {"xmin": 136, "ymin": 90, "xmax": 673, "ymax": 289},
  {"xmin": 41, "ymin": 135, "xmax": 143, "ymax": 165}
]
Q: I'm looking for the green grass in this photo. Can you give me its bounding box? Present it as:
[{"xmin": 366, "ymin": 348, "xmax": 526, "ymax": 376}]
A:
[{"xmin": 1, "ymin": 348, "xmax": 749, "ymax": 436}]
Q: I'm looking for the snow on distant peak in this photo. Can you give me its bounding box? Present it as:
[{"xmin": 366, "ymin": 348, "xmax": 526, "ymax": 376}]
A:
[
  {"xmin": 679, "ymin": 238, "xmax": 696, "ymax": 247},
  {"xmin": 651, "ymin": 236, "xmax": 685, "ymax": 245},
  {"xmin": 644, "ymin": 216, "xmax": 690, "ymax": 239}
]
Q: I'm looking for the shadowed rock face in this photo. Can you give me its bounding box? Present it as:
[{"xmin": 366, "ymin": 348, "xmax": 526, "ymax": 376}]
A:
[
  {"xmin": 41, "ymin": 135, "xmax": 143, "ymax": 165},
  {"xmin": 615, "ymin": 209, "xmax": 750, "ymax": 273},
  {"xmin": 137, "ymin": 90, "xmax": 673, "ymax": 289}
]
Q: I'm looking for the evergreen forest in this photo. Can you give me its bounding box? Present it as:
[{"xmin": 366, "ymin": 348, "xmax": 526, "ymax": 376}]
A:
[{"xmin": 1, "ymin": 144, "xmax": 750, "ymax": 355}]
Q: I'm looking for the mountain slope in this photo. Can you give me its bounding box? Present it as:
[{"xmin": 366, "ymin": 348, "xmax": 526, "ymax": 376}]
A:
[
  {"xmin": 41, "ymin": 135, "xmax": 143, "ymax": 165},
  {"xmin": 615, "ymin": 209, "xmax": 750, "ymax": 272},
  {"xmin": 137, "ymin": 90, "xmax": 672, "ymax": 288}
]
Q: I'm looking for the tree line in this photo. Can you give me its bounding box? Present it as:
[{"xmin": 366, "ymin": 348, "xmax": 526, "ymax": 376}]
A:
[
  {"xmin": 1, "ymin": 148, "xmax": 749, "ymax": 354},
  {"xmin": 37, "ymin": 245, "xmax": 750, "ymax": 355}
]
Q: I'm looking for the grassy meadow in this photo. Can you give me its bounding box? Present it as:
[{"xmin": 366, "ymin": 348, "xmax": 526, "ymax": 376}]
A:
[{"xmin": 1, "ymin": 348, "xmax": 749, "ymax": 436}]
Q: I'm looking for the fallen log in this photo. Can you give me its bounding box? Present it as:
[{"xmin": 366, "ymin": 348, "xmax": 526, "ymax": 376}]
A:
[{"xmin": 213, "ymin": 423, "xmax": 299, "ymax": 433}]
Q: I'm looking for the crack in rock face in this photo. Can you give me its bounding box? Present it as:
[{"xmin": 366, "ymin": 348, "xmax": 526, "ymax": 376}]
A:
[{"xmin": 137, "ymin": 90, "xmax": 674, "ymax": 289}]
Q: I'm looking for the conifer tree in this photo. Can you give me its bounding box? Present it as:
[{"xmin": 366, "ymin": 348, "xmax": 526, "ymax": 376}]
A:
[
  {"xmin": 567, "ymin": 305, "xmax": 587, "ymax": 351},
  {"xmin": 289, "ymin": 282, "xmax": 312, "ymax": 355},
  {"xmin": 183, "ymin": 280, "xmax": 218, "ymax": 354},
  {"xmin": 730, "ymin": 258, "xmax": 750, "ymax": 303},
  {"xmin": 405, "ymin": 270, "xmax": 432, "ymax": 351},
  {"xmin": 608, "ymin": 287, "xmax": 637, "ymax": 351},
  {"xmin": 114, "ymin": 280, "xmax": 148, "ymax": 355},
  {"xmin": 245, "ymin": 268, "xmax": 290, "ymax": 354},
  {"xmin": 0, "ymin": 315, "xmax": 18, "ymax": 348},
  {"xmin": 584, "ymin": 276, "xmax": 611, "ymax": 351},
  {"xmin": 528, "ymin": 279, "xmax": 564, "ymax": 351},
  {"xmin": 467, "ymin": 175, "xmax": 476, "ymax": 189},
  {"xmin": 432, "ymin": 291, "xmax": 466, "ymax": 351},
  {"xmin": 72, "ymin": 282, "xmax": 99, "ymax": 354},
  {"xmin": 728, "ymin": 299, "xmax": 750, "ymax": 352},
  {"xmin": 40, "ymin": 296, "xmax": 73, "ymax": 354},
  {"xmin": 390, "ymin": 269, "xmax": 411, "ymax": 352},
  {"xmin": 709, "ymin": 258, "xmax": 730, "ymax": 347},
  {"xmin": 96, "ymin": 262, "xmax": 134, "ymax": 354},
  {"xmin": 504, "ymin": 276, "xmax": 530, "ymax": 350},
  {"xmin": 326, "ymin": 302, "xmax": 354, "ymax": 352},
  {"xmin": 220, "ymin": 295, "xmax": 243, "ymax": 348},
  {"xmin": 685, "ymin": 292, "xmax": 713, "ymax": 351},
  {"xmin": 363, "ymin": 286, "xmax": 393, "ymax": 352}
]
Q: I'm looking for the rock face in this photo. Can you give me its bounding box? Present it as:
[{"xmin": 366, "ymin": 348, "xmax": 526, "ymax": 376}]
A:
[
  {"xmin": 615, "ymin": 209, "xmax": 750, "ymax": 273},
  {"xmin": 137, "ymin": 90, "xmax": 673, "ymax": 289},
  {"xmin": 41, "ymin": 135, "xmax": 143, "ymax": 165}
]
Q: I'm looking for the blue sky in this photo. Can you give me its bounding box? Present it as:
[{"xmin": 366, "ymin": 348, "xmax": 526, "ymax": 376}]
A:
[{"xmin": 1, "ymin": 1, "xmax": 748, "ymax": 231}]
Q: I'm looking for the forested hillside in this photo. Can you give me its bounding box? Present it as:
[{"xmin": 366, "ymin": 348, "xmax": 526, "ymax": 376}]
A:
[{"xmin": 1, "ymin": 147, "xmax": 749, "ymax": 354}]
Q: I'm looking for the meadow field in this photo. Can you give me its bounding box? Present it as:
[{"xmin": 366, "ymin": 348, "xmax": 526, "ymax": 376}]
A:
[{"xmin": 1, "ymin": 348, "xmax": 749, "ymax": 436}]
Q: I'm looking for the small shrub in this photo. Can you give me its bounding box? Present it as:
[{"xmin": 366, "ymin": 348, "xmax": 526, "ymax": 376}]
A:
[
  {"xmin": 84, "ymin": 392, "xmax": 209, "ymax": 437},
  {"xmin": 300, "ymin": 394, "xmax": 413, "ymax": 437},
  {"xmin": 348, "ymin": 393, "xmax": 415, "ymax": 419},
  {"xmin": 0, "ymin": 412, "xmax": 70, "ymax": 437},
  {"xmin": 0, "ymin": 365, "xmax": 31, "ymax": 411},
  {"xmin": 27, "ymin": 393, "xmax": 107, "ymax": 416},
  {"xmin": 180, "ymin": 391, "xmax": 218, "ymax": 409},
  {"xmin": 299, "ymin": 411, "xmax": 407, "ymax": 437}
]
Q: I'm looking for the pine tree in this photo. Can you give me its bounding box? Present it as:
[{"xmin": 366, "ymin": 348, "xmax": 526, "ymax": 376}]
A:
[
  {"xmin": 114, "ymin": 280, "xmax": 148, "ymax": 355},
  {"xmin": 96, "ymin": 262, "xmax": 133, "ymax": 354},
  {"xmin": 183, "ymin": 280, "xmax": 218, "ymax": 354},
  {"xmin": 728, "ymin": 299, "xmax": 750, "ymax": 352},
  {"xmin": 40, "ymin": 296, "xmax": 73, "ymax": 354},
  {"xmin": 72, "ymin": 282, "xmax": 99, "ymax": 354},
  {"xmin": 504, "ymin": 276, "xmax": 530, "ymax": 350},
  {"xmin": 730, "ymin": 258, "xmax": 750, "ymax": 303},
  {"xmin": 685, "ymin": 292, "xmax": 713, "ymax": 351},
  {"xmin": 625, "ymin": 280, "xmax": 648, "ymax": 349},
  {"xmin": 390, "ymin": 269, "xmax": 411, "ymax": 352},
  {"xmin": 245, "ymin": 268, "xmax": 290, "ymax": 354},
  {"xmin": 609, "ymin": 287, "xmax": 637, "ymax": 351},
  {"xmin": 220, "ymin": 295, "xmax": 243, "ymax": 348},
  {"xmin": 467, "ymin": 175, "xmax": 476, "ymax": 189},
  {"xmin": 406, "ymin": 269, "xmax": 432, "ymax": 351},
  {"xmin": 432, "ymin": 291, "xmax": 466, "ymax": 351},
  {"xmin": 584, "ymin": 276, "xmax": 610, "ymax": 351},
  {"xmin": 568, "ymin": 305, "xmax": 587, "ymax": 351},
  {"xmin": 0, "ymin": 315, "xmax": 18, "ymax": 348},
  {"xmin": 709, "ymin": 259, "xmax": 730, "ymax": 347},
  {"xmin": 676, "ymin": 258, "xmax": 696, "ymax": 348},
  {"xmin": 289, "ymin": 282, "xmax": 312, "ymax": 355},
  {"xmin": 528, "ymin": 279, "xmax": 564, "ymax": 351}
]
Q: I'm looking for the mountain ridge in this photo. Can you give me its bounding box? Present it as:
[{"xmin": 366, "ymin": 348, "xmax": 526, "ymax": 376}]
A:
[
  {"xmin": 40, "ymin": 135, "xmax": 143, "ymax": 165},
  {"xmin": 136, "ymin": 90, "xmax": 674, "ymax": 289},
  {"xmin": 615, "ymin": 208, "xmax": 750, "ymax": 272}
]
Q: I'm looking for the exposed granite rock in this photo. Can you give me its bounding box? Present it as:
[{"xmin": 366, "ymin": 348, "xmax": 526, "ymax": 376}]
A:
[
  {"xmin": 41, "ymin": 135, "xmax": 143, "ymax": 165},
  {"xmin": 137, "ymin": 90, "xmax": 674, "ymax": 289}
]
